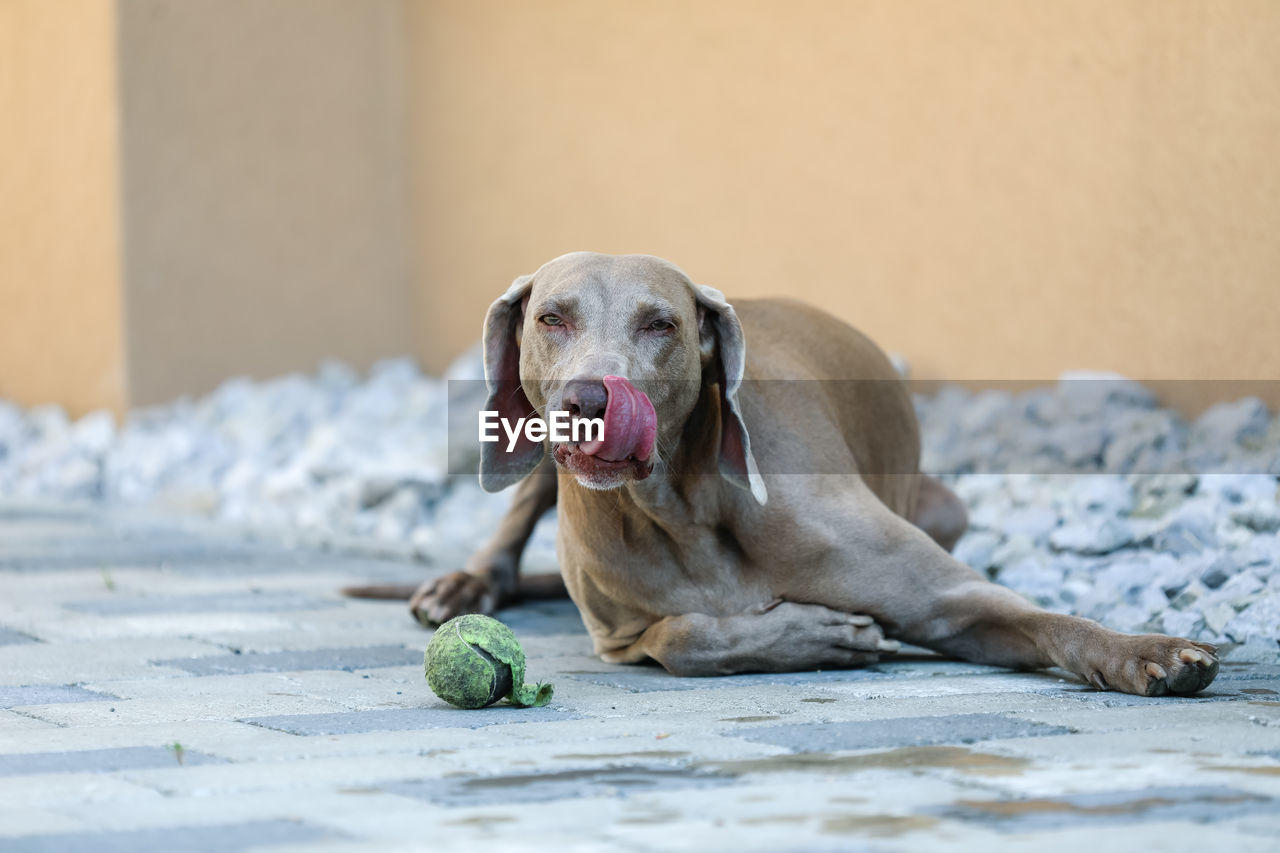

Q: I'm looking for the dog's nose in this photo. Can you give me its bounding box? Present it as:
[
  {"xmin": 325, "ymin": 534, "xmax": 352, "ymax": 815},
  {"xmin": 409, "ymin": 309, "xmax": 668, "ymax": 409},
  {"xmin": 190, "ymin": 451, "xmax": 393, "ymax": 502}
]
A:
[{"xmin": 563, "ymin": 379, "xmax": 608, "ymax": 420}]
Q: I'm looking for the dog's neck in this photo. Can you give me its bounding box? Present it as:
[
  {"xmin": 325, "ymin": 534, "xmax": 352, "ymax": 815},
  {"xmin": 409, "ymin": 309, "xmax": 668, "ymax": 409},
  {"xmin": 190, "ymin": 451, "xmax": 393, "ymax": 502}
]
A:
[{"xmin": 561, "ymin": 381, "xmax": 747, "ymax": 529}]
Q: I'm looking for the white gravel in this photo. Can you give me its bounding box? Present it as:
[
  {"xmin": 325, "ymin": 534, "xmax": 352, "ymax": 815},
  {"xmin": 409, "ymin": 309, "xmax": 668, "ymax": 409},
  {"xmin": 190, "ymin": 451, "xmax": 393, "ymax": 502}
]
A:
[
  {"xmin": 1, "ymin": 357, "xmax": 1276, "ymax": 662},
  {"xmin": 919, "ymin": 378, "xmax": 1279, "ymax": 662}
]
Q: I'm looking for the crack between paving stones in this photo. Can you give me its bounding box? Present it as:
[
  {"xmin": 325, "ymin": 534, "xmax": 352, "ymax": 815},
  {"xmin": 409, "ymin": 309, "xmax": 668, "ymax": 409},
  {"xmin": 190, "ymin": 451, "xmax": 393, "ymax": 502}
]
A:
[{"xmin": 6, "ymin": 707, "xmax": 71, "ymax": 728}]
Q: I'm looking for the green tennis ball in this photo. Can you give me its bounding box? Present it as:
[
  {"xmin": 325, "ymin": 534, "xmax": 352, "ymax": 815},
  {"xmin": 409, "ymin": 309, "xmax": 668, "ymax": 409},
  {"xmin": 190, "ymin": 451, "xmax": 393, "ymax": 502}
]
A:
[{"xmin": 424, "ymin": 614, "xmax": 553, "ymax": 709}]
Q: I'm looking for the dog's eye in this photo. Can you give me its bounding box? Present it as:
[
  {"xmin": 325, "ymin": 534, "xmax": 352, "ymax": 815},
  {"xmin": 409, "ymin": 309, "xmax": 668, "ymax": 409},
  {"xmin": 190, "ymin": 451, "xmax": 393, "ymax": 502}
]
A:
[
  {"xmin": 539, "ymin": 314, "xmax": 564, "ymax": 327},
  {"xmin": 646, "ymin": 319, "xmax": 675, "ymax": 333}
]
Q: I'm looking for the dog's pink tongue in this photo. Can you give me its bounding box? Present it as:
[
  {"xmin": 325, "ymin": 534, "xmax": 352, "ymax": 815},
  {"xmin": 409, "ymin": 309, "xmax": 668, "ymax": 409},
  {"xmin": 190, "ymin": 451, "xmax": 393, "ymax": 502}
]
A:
[{"xmin": 578, "ymin": 375, "xmax": 656, "ymax": 462}]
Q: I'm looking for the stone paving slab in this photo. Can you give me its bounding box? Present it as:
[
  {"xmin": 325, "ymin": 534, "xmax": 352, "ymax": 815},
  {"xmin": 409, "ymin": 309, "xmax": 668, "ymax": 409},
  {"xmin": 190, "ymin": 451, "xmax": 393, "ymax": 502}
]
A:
[
  {"xmin": 737, "ymin": 712, "xmax": 1072, "ymax": 751},
  {"xmin": 928, "ymin": 784, "xmax": 1277, "ymax": 832},
  {"xmin": 492, "ymin": 600, "xmax": 589, "ymax": 636},
  {"xmin": 0, "ymin": 628, "xmax": 36, "ymax": 646},
  {"xmin": 381, "ymin": 763, "xmax": 738, "ymax": 807},
  {"xmin": 0, "ymin": 638, "xmax": 226, "ymax": 684},
  {"xmin": 0, "ymin": 720, "xmax": 287, "ymax": 759},
  {"xmin": 63, "ymin": 592, "xmax": 340, "ymax": 616},
  {"xmin": 0, "ymin": 541, "xmax": 285, "ymax": 572},
  {"xmin": 1212, "ymin": 663, "xmax": 1280, "ymax": 681},
  {"xmin": 243, "ymin": 705, "xmax": 580, "ymax": 735},
  {"xmin": 114, "ymin": 754, "xmax": 475, "ymax": 799},
  {"xmin": 565, "ymin": 657, "xmax": 1018, "ymax": 693},
  {"xmin": 0, "ymin": 819, "xmax": 341, "ymax": 852},
  {"xmin": 0, "ymin": 685, "xmax": 117, "ymax": 710},
  {"xmin": 152, "ymin": 644, "xmax": 422, "ymax": 676},
  {"xmin": 173, "ymin": 625, "xmax": 434, "ymax": 656},
  {"xmin": 1054, "ymin": 681, "xmax": 1280, "ymax": 707},
  {"xmin": 0, "ymin": 501, "xmax": 1277, "ymax": 852},
  {"xmin": 0, "ymin": 806, "xmax": 91, "ymax": 840},
  {"xmin": 16, "ymin": 684, "xmax": 356, "ymax": 730},
  {"xmin": 0, "ymin": 772, "xmax": 163, "ymax": 812},
  {"xmin": 29, "ymin": 790, "xmax": 437, "ymax": 850},
  {"xmin": 0, "ymin": 746, "xmax": 226, "ymax": 776},
  {"xmin": 0, "ymin": 712, "xmax": 58, "ymax": 735}
]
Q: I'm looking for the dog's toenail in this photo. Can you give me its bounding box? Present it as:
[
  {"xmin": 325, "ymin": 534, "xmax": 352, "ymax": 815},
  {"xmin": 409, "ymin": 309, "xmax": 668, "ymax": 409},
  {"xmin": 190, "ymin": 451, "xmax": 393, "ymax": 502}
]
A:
[
  {"xmin": 1089, "ymin": 671, "xmax": 1108, "ymax": 690},
  {"xmin": 1178, "ymin": 649, "xmax": 1203, "ymax": 664},
  {"xmin": 1145, "ymin": 662, "xmax": 1167, "ymax": 679}
]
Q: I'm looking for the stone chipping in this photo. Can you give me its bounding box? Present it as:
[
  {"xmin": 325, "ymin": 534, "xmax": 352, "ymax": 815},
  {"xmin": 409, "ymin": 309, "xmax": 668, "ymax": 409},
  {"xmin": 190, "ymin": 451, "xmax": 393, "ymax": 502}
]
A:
[{"xmin": 1, "ymin": 356, "xmax": 1276, "ymax": 661}]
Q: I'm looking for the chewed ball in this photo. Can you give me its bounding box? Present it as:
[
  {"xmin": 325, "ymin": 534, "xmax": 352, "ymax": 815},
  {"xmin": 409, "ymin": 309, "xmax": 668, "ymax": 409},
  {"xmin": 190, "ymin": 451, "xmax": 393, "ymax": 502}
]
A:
[
  {"xmin": 424, "ymin": 614, "xmax": 553, "ymax": 709},
  {"xmin": 424, "ymin": 620, "xmax": 513, "ymax": 708}
]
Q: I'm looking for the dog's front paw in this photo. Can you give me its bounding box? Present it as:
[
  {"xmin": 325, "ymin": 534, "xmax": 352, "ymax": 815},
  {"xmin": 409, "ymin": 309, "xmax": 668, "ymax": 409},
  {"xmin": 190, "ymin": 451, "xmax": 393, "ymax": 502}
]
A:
[
  {"xmin": 758, "ymin": 601, "xmax": 900, "ymax": 670},
  {"xmin": 1087, "ymin": 635, "xmax": 1219, "ymax": 696},
  {"xmin": 409, "ymin": 571, "xmax": 500, "ymax": 627}
]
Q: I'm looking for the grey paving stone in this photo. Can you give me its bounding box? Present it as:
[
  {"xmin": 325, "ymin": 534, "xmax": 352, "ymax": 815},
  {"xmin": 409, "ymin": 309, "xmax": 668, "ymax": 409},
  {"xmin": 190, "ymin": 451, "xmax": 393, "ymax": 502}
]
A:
[
  {"xmin": 2, "ymin": 499, "xmax": 1276, "ymax": 849},
  {"xmin": 0, "ymin": 506, "xmax": 103, "ymax": 525},
  {"xmin": 0, "ymin": 685, "xmax": 116, "ymax": 710},
  {"xmin": 0, "ymin": 746, "xmax": 226, "ymax": 776},
  {"xmin": 243, "ymin": 705, "xmax": 579, "ymax": 735},
  {"xmin": 1056, "ymin": 678, "xmax": 1280, "ymax": 707},
  {"xmin": 567, "ymin": 658, "xmax": 1011, "ymax": 693},
  {"xmin": 0, "ymin": 529, "xmax": 440, "ymax": 580},
  {"xmin": 155, "ymin": 554, "xmax": 431, "ymax": 581},
  {"xmin": 0, "ymin": 536, "xmax": 420, "ymax": 577},
  {"xmin": 567, "ymin": 669, "xmax": 869, "ymax": 693},
  {"xmin": 0, "ymin": 628, "xmax": 36, "ymax": 646},
  {"xmin": 64, "ymin": 592, "xmax": 339, "ymax": 616},
  {"xmin": 493, "ymin": 600, "xmax": 587, "ymax": 636},
  {"xmin": 739, "ymin": 713, "xmax": 1071, "ymax": 752},
  {"xmin": 929, "ymin": 785, "xmax": 1276, "ymax": 831},
  {"xmin": 153, "ymin": 645, "xmax": 421, "ymax": 676},
  {"xmin": 570, "ymin": 659, "xmax": 1277, "ymax": 699},
  {"xmin": 380, "ymin": 764, "xmax": 735, "ymax": 807},
  {"xmin": 0, "ymin": 819, "xmax": 339, "ymax": 852},
  {"xmin": 0, "ymin": 541, "xmax": 278, "ymax": 571},
  {"xmin": 1216, "ymin": 663, "xmax": 1280, "ymax": 682}
]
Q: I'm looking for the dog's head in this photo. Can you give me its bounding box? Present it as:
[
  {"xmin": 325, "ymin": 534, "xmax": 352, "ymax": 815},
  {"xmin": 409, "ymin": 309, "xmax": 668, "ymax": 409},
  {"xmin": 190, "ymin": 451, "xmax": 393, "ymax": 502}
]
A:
[{"xmin": 478, "ymin": 252, "xmax": 765, "ymax": 503}]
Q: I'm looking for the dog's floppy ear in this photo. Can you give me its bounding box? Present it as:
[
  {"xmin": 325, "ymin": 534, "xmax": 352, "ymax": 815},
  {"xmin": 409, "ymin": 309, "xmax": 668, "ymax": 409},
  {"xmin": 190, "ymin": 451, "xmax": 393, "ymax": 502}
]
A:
[
  {"xmin": 692, "ymin": 283, "xmax": 768, "ymax": 506},
  {"xmin": 479, "ymin": 274, "xmax": 543, "ymax": 492}
]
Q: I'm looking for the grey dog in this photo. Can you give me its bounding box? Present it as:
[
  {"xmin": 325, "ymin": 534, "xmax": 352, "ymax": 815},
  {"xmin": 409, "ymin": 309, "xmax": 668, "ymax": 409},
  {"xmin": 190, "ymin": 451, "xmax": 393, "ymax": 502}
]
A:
[{"xmin": 348, "ymin": 252, "xmax": 1218, "ymax": 697}]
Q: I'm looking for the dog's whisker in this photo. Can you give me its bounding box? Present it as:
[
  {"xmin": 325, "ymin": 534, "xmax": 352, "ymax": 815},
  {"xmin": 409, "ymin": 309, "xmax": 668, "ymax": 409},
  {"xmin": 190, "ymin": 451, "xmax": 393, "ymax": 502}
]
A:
[{"xmin": 650, "ymin": 434, "xmax": 675, "ymax": 472}]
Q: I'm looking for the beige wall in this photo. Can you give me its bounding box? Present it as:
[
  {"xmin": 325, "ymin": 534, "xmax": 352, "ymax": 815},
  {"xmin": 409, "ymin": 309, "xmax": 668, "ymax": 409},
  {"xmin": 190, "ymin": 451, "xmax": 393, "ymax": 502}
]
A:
[
  {"xmin": 409, "ymin": 0, "xmax": 1280, "ymax": 401},
  {"xmin": 0, "ymin": 0, "xmax": 126, "ymax": 414},
  {"xmin": 2, "ymin": 1, "xmax": 1278, "ymax": 416},
  {"xmin": 0, "ymin": 0, "xmax": 418, "ymax": 415},
  {"xmin": 117, "ymin": 0, "xmax": 417, "ymax": 405}
]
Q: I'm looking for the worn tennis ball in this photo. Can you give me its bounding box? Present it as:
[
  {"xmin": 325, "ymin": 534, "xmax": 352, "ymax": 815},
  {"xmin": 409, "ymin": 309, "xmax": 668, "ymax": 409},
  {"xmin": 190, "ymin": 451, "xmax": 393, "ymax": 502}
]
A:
[{"xmin": 424, "ymin": 614, "xmax": 553, "ymax": 709}]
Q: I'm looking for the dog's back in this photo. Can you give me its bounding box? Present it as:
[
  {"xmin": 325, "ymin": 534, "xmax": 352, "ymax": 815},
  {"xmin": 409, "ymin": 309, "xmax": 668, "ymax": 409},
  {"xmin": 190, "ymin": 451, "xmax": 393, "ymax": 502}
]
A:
[{"xmin": 732, "ymin": 297, "xmax": 922, "ymax": 518}]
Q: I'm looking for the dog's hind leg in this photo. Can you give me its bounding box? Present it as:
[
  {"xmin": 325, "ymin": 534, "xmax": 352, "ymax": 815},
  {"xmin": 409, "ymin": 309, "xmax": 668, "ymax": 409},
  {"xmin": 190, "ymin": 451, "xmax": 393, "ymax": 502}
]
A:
[
  {"xmin": 910, "ymin": 474, "xmax": 967, "ymax": 553},
  {"xmin": 805, "ymin": 483, "xmax": 1219, "ymax": 696}
]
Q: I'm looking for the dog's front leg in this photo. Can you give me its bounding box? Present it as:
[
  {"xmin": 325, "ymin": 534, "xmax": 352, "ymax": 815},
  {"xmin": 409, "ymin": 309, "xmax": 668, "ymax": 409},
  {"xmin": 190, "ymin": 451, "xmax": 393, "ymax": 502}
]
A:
[
  {"xmin": 410, "ymin": 458, "xmax": 560, "ymax": 625},
  {"xmin": 604, "ymin": 601, "xmax": 899, "ymax": 676}
]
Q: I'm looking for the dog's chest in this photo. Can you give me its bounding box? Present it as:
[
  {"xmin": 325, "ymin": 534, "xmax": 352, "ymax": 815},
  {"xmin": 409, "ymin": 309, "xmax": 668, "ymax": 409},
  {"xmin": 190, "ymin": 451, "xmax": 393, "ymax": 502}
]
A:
[{"xmin": 556, "ymin": 510, "xmax": 768, "ymax": 619}]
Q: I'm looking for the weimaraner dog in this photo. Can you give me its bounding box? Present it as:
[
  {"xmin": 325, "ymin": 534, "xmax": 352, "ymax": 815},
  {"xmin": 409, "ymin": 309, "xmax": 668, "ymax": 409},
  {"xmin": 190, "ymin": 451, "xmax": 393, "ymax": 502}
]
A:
[{"xmin": 349, "ymin": 252, "xmax": 1218, "ymax": 696}]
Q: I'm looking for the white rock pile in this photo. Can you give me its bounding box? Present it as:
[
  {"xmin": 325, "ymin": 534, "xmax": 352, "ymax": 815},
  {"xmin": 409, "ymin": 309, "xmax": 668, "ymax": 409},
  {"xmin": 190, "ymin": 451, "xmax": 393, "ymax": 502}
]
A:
[
  {"xmin": 1, "ymin": 360, "xmax": 1276, "ymax": 661},
  {"xmin": 0, "ymin": 353, "xmax": 530, "ymax": 564},
  {"xmin": 918, "ymin": 378, "xmax": 1279, "ymax": 663}
]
